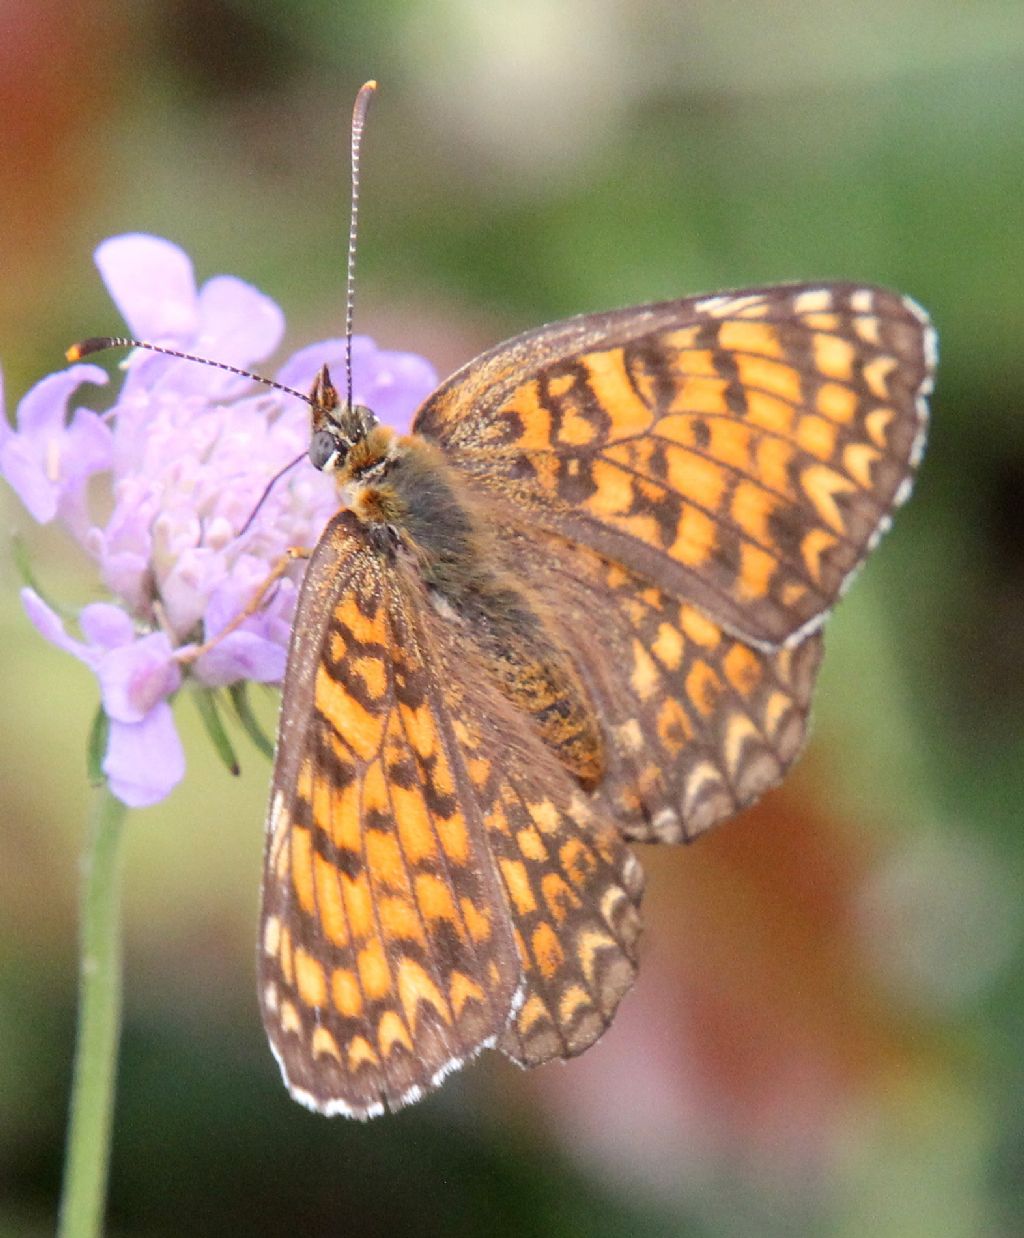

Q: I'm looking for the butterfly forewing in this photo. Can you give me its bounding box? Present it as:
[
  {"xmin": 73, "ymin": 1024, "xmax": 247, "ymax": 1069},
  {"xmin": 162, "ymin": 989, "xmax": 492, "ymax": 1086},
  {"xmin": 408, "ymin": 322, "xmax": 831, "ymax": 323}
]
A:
[
  {"xmin": 261, "ymin": 510, "xmax": 644, "ymax": 1115},
  {"xmin": 414, "ymin": 284, "xmax": 934, "ymax": 647},
  {"xmin": 261, "ymin": 512, "xmax": 520, "ymax": 1116}
]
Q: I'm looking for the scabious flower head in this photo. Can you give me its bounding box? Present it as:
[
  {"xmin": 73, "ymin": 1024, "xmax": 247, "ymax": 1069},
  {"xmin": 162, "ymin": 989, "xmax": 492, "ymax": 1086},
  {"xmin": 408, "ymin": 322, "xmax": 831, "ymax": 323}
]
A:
[{"xmin": 1, "ymin": 234, "xmax": 437, "ymax": 807}]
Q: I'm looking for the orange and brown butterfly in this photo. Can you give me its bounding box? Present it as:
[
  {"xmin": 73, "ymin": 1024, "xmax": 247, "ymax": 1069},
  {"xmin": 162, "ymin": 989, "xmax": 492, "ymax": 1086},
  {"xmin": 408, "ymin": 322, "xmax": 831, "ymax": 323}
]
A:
[{"xmin": 260, "ymin": 271, "xmax": 935, "ymax": 1116}]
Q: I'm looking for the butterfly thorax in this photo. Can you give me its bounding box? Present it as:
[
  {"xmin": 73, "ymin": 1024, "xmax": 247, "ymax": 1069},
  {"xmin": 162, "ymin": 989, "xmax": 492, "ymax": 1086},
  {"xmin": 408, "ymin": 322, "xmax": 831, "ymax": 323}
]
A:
[{"xmin": 311, "ymin": 369, "xmax": 604, "ymax": 790}]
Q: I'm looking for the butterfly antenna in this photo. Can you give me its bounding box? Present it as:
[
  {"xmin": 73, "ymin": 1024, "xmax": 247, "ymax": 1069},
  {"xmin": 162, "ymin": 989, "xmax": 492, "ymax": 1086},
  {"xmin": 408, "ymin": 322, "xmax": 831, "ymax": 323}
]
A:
[
  {"xmin": 345, "ymin": 79, "xmax": 377, "ymax": 413},
  {"xmin": 65, "ymin": 336, "xmax": 318, "ymax": 408}
]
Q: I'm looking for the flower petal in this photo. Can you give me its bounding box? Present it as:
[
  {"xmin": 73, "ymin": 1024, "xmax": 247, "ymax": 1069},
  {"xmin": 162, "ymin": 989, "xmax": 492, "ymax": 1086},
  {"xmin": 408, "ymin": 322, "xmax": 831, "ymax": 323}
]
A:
[
  {"xmin": 196, "ymin": 275, "xmax": 285, "ymax": 367},
  {"xmin": 0, "ymin": 366, "xmax": 109, "ymax": 523},
  {"xmin": 95, "ymin": 234, "xmax": 199, "ymax": 342},
  {"xmin": 21, "ymin": 588, "xmax": 95, "ymax": 665},
  {"xmin": 103, "ymin": 703, "xmax": 186, "ymax": 807},
  {"xmin": 15, "ymin": 364, "xmax": 108, "ymax": 437},
  {"xmin": 274, "ymin": 338, "xmax": 349, "ymax": 393},
  {"xmin": 1, "ymin": 437, "xmax": 59, "ymax": 522},
  {"xmin": 193, "ymin": 630, "xmax": 287, "ymax": 686},
  {"xmin": 79, "ymin": 603, "xmax": 136, "ymax": 650},
  {"xmin": 97, "ymin": 549, "xmax": 152, "ymax": 616},
  {"xmin": 65, "ymin": 407, "xmax": 115, "ymax": 483},
  {"xmin": 97, "ymin": 632, "xmax": 182, "ymax": 722},
  {"xmin": 361, "ymin": 347, "xmax": 438, "ymax": 434}
]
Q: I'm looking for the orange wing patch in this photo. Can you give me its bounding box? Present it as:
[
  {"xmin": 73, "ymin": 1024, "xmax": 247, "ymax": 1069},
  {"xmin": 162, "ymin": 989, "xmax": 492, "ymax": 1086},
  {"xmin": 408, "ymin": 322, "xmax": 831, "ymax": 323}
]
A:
[{"xmin": 415, "ymin": 283, "xmax": 934, "ymax": 648}]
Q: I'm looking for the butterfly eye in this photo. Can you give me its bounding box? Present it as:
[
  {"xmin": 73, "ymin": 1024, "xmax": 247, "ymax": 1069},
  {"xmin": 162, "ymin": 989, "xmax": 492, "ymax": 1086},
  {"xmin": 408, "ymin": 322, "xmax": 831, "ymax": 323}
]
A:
[{"xmin": 309, "ymin": 428, "xmax": 344, "ymax": 473}]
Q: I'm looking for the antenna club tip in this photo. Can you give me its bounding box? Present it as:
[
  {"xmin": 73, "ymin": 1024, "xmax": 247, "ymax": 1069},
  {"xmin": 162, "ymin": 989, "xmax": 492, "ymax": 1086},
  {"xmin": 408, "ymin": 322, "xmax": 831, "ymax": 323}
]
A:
[
  {"xmin": 66, "ymin": 337, "xmax": 112, "ymax": 362},
  {"xmin": 353, "ymin": 80, "xmax": 378, "ymax": 126}
]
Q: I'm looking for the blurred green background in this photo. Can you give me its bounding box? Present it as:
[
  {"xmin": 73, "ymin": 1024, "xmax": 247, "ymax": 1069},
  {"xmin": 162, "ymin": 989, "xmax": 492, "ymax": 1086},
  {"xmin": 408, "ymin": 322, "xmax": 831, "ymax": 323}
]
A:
[{"xmin": 1, "ymin": 2, "xmax": 1022, "ymax": 1235}]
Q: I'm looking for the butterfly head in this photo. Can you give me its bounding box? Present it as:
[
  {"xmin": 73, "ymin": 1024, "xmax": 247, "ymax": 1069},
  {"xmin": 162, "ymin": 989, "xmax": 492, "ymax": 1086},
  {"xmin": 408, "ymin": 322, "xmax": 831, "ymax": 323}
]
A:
[{"xmin": 308, "ymin": 363, "xmax": 381, "ymax": 475}]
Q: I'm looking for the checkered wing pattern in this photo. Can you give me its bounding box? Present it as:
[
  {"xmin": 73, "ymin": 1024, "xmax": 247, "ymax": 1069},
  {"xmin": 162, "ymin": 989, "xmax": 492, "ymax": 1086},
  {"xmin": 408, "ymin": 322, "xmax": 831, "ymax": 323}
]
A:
[
  {"xmin": 260, "ymin": 510, "xmax": 643, "ymax": 1116},
  {"xmin": 414, "ymin": 284, "xmax": 934, "ymax": 648},
  {"xmin": 499, "ymin": 529, "xmax": 823, "ymax": 841}
]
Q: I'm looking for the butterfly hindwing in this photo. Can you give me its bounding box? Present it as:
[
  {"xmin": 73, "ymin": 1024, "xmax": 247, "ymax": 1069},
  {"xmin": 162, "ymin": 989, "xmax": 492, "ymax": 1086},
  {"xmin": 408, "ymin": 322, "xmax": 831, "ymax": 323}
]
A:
[
  {"xmin": 496, "ymin": 527, "xmax": 823, "ymax": 841},
  {"xmin": 408, "ymin": 586, "xmax": 645, "ymax": 1069},
  {"xmin": 414, "ymin": 283, "xmax": 934, "ymax": 648}
]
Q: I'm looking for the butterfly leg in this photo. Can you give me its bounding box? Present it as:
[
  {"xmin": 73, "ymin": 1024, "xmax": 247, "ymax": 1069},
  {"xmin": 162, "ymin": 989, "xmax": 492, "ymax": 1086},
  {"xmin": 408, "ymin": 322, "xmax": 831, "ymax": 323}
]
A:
[{"xmin": 177, "ymin": 546, "xmax": 312, "ymax": 664}]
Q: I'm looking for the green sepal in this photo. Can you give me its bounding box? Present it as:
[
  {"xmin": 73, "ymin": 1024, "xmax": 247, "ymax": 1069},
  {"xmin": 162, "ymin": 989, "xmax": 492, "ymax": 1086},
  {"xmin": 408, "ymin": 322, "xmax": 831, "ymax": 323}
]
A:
[
  {"xmin": 193, "ymin": 688, "xmax": 240, "ymax": 776},
  {"xmin": 86, "ymin": 705, "xmax": 110, "ymax": 787},
  {"xmin": 227, "ymin": 682, "xmax": 275, "ymax": 760}
]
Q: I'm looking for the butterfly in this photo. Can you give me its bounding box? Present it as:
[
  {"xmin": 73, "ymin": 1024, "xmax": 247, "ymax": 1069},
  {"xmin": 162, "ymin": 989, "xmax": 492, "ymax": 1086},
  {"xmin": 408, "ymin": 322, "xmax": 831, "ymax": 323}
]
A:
[{"xmin": 258, "ymin": 281, "xmax": 935, "ymax": 1117}]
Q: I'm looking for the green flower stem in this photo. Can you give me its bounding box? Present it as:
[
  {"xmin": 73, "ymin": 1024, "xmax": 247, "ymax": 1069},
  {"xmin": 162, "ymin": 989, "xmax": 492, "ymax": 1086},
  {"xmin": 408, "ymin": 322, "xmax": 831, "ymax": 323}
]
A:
[{"xmin": 58, "ymin": 786, "xmax": 129, "ymax": 1238}]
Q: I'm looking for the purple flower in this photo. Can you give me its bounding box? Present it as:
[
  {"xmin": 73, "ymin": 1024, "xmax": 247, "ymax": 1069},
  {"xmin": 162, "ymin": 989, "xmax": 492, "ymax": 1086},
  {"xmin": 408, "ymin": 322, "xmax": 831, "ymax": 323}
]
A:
[
  {"xmin": 21, "ymin": 588, "xmax": 184, "ymax": 807},
  {"xmin": 0, "ymin": 365, "xmax": 113, "ymax": 530},
  {"xmin": 2, "ymin": 234, "xmax": 438, "ymax": 807}
]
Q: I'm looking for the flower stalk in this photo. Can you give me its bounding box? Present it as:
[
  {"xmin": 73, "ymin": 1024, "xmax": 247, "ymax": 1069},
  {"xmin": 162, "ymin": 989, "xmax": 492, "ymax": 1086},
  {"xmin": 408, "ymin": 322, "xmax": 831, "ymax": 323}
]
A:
[{"xmin": 58, "ymin": 787, "xmax": 129, "ymax": 1238}]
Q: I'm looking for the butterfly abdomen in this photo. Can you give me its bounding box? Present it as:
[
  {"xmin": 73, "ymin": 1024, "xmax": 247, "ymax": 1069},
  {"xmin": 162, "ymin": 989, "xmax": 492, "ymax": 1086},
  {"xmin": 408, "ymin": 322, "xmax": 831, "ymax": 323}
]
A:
[
  {"xmin": 366, "ymin": 436, "xmax": 605, "ymax": 789},
  {"xmin": 456, "ymin": 579, "xmax": 605, "ymax": 790}
]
